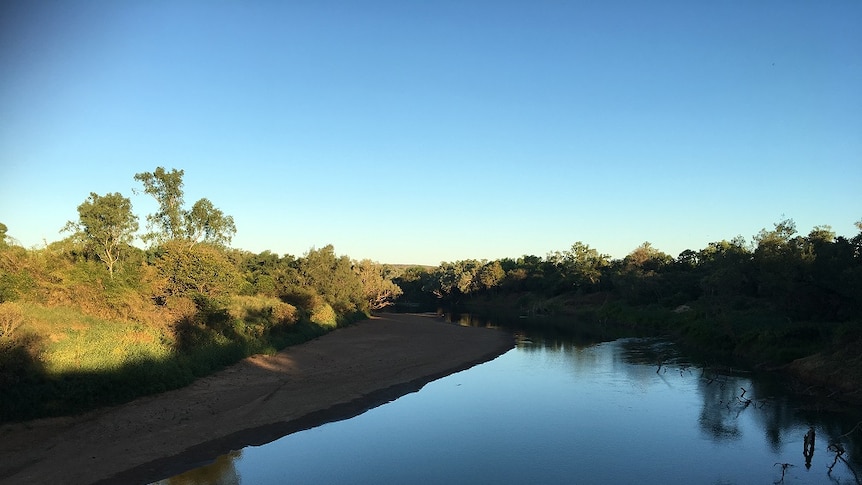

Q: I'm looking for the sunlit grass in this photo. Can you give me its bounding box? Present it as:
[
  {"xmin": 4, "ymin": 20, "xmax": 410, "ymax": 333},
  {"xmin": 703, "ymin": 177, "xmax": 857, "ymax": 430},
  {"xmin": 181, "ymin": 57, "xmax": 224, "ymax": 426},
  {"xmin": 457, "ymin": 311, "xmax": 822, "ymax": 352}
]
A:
[
  {"xmin": 3, "ymin": 297, "xmax": 341, "ymax": 422},
  {"xmin": 18, "ymin": 303, "xmax": 172, "ymax": 376}
]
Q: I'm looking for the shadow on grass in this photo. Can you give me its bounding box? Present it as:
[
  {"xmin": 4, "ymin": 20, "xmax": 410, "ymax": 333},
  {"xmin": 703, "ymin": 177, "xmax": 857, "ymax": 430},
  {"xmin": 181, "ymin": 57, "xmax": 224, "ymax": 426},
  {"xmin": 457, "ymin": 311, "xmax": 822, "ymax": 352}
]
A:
[{"xmin": 0, "ymin": 312, "xmax": 333, "ymax": 424}]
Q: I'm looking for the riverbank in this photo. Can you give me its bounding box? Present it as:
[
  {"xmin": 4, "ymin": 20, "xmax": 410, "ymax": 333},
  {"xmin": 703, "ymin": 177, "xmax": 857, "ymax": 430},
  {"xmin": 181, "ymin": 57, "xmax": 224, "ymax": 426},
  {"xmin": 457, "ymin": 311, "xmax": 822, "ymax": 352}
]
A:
[
  {"xmin": 0, "ymin": 313, "xmax": 514, "ymax": 485},
  {"xmin": 460, "ymin": 294, "xmax": 862, "ymax": 406}
]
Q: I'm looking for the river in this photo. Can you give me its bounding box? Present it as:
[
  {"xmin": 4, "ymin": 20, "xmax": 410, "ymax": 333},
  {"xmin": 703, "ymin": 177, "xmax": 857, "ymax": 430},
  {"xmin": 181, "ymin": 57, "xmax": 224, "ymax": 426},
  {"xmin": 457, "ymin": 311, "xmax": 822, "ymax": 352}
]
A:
[{"xmin": 154, "ymin": 315, "xmax": 861, "ymax": 484}]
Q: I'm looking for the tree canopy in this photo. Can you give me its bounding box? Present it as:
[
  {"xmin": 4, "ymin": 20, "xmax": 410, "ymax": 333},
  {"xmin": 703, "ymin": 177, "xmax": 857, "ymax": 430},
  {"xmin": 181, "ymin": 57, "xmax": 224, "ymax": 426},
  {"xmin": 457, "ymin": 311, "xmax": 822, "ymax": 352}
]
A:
[
  {"xmin": 135, "ymin": 167, "xmax": 235, "ymax": 247},
  {"xmin": 63, "ymin": 192, "xmax": 139, "ymax": 278},
  {"xmin": 134, "ymin": 167, "xmax": 185, "ymax": 243}
]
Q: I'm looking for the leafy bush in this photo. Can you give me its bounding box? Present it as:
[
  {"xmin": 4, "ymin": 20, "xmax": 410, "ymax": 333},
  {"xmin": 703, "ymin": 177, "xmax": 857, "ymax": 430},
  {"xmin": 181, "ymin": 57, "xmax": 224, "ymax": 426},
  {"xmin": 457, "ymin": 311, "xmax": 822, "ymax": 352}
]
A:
[
  {"xmin": 154, "ymin": 241, "xmax": 241, "ymax": 300},
  {"xmin": 310, "ymin": 301, "xmax": 338, "ymax": 327},
  {"xmin": 0, "ymin": 301, "xmax": 25, "ymax": 339},
  {"xmin": 273, "ymin": 302, "xmax": 297, "ymax": 324}
]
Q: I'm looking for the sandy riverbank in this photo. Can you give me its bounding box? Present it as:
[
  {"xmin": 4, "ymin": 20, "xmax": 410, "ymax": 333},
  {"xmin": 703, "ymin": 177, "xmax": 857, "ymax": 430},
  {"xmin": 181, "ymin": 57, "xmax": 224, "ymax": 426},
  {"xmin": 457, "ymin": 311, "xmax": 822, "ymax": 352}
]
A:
[{"xmin": 0, "ymin": 313, "xmax": 513, "ymax": 485}]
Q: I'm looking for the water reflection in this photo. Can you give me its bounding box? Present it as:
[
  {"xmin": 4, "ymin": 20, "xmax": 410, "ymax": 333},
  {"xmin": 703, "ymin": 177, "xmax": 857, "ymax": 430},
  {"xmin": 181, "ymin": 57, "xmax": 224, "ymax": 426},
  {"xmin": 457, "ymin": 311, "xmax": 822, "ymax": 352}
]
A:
[
  {"xmin": 154, "ymin": 317, "xmax": 862, "ymax": 485},
  {"xmin": 157, "ymin": 451, "xmax": 241, "ymax": 485},
  {"xmin": 697, "ymin": 372, "xmax": 746, "ymax": 442}
]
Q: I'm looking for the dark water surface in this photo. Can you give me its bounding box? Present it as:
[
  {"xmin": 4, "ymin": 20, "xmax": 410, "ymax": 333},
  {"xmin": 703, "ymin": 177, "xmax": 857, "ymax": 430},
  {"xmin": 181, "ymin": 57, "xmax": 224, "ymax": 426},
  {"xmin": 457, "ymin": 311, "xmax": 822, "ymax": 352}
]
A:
[{"xmin": 154, "ymin": 317, "xmax": 861, "ymax": 484}]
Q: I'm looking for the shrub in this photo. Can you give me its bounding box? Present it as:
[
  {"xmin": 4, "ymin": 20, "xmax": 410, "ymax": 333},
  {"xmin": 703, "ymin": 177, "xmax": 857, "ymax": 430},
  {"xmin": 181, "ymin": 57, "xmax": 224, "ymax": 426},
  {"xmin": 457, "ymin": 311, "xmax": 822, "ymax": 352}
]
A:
[
  {"xmin": 310, "ymin": 301, "xmax": 337, "ymax": 327},
  {"xmin": 0, "ymin": 301, "xmax": 25, "ymax": 339},
  {"xmin": 273, "ymin": 302, "xmax": 297, "ymax": 325},
  {"xmin": 155, "ymin": 241, "xmax": 241, "ymax": 300},
  {"xmin": 166, "ymin": 296, "xmax": 198, "ymax": 322}
]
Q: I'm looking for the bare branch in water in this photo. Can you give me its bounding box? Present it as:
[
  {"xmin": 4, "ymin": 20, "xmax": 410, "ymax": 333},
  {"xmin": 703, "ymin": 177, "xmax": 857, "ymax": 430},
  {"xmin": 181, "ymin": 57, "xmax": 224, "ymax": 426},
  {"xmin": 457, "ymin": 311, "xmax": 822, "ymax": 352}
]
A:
[
  {"xmin": 773, "ymin": 462, "xmax": 793, "ymax": 484},
  {"xmin": 827, "ymin": 442, "xmax": 861, "ymax": 485}
]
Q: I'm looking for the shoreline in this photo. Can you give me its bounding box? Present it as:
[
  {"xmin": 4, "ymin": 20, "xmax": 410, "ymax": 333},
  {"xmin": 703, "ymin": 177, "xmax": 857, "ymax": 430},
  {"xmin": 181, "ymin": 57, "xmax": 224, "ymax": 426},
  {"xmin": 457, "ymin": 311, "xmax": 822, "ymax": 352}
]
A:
[{"xmin": 0, "ymin": 313, "xmax": 514, "ymax": 485}]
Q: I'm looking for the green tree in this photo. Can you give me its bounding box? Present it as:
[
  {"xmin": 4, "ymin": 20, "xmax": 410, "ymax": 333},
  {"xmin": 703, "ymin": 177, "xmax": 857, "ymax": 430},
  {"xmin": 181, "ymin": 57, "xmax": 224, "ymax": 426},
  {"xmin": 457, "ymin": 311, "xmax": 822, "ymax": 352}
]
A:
[
  {"xmin": 135, "ymin": 167, "xmax": 236, "ymax": 247},
  {"xmin": 298, "ymin": 245, "xmax": 366, "ymax": 314},
  {"xmin": 134, "ymin": 167, "xmax": 185, "ymax": 243},
  {"xmin": 807, "ymin": 225, "xmax": 836, "ymax": 245},
  {"xmin": 624, "ymin": 242, "xmax": 672, "ymax": 273},
  {"xmin": 752, "ymin": 218, "xmax": 802, "ymax": 299},
  {"xmin": 697, "ymin": 238, "xmax": 753, "ymax": 298},
  {"xmin": 676, "ymin": 249, "xmax": 700, "ymax": 268},
  {"xmin": 238, "ymin": 249, "xmax": 281, "ymax": 296},
  {"xmin": 0, "ymin": 222, "xmax": 8, "ymax": 248},
  {"xmin": 392, "ymin": 266, "xmax": 438, "ymax": 308},
  {"xmin": 609, "ymin": 242, "xmax": 674, "ymax": 304},
  {"xmin": 753, "ymin": 218, "xmax": 798, "ymax": 255},
  {"xmin": 475, "ymin": 260, "xmax": 505, "ymax": 291},
  {"xmin": 155, "ymin": 241, "xmax": 240, "ymax": 301},
  {"xmin": 431, "ymin": 260, "xmax": 482, "ymax": 301},
  {"xmin": 185, "ymin": 198, "xmax": 236, "ymax": 247},
  {"xmin": 62, "ymin": 192, "xmax": 139, "ymax": 279},
  {"xmin": 354, "ymin": 259, "xmax": 403, "ymax": 310},
  {"xmin": 549, "ymin": 241, "xmax": 610, "ymax": 291}
]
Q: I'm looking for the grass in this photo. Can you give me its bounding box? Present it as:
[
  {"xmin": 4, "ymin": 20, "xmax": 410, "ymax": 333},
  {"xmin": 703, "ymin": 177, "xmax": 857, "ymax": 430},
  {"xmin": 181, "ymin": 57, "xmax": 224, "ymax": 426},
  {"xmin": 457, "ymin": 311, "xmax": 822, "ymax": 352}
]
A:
[
  {"xmin": 0, "ymin": 296, "xmax": 351, "ymax": 423},
  {"xmin": 17, "ymin": 303, "xmax": 172, "ymax": 375}
]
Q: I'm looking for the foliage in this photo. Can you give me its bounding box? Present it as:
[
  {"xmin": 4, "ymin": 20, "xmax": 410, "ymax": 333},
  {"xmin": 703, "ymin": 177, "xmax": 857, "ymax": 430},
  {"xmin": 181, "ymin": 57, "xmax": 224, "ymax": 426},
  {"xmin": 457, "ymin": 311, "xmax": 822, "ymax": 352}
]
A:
[
  {"xmin": 0, "ymin": 168, "xmax": 386, "ymax": 422},
  {"xmin": 135, "ymin": 167, "xmax": 236, "ymax": 247},
  {"xmin": 134, "ymin": 167, "xmax": 186, "ymax": 243},
  {"xmin": 184, "ymin": 198, "xmax": 237, "ymax": 248},
  {"xmin": 402, "ymin": 217, "xmax": 862, "ymax": 378},
  {"xmin": 414, "ymin": 217, "xmax": 862, "ymax": 323},
  {"xmin": 227, "ymin": 295, "xmax": 298, "ymax": 337},
  {"xmin": 0, "ymin": 245, "xmax": 35, "ymax": 302},
  {"xmin": 354, "ymin": 259, "xmax": 403, "ymax": 310},
  {"xmin": 310, "ymin": 301, "xmax": 338, "ymax": 327},
  {"xmin": 154, "ymin": 241, "xmax": 241, "ymax": 302},
  {"xmin": 547, "ymin": 241, "xmax": 609, "ymax": 293},
  {"xmin": 63, "ymin": 192, "xmax": 139, "ymax": 278},
  {"xmin": 475, "ymin": 260, "xmax": 505, "ymax": 291},
  {"xmin": 0, "ymin": 297, "xmax": 336, "ymax": 422},
  {"xmin": 430, "ymin": 260, "xmax": 483, "ymax": 301},
  {"xmin": 0, "ymin": 301, "xmax": 25, "ymax": 339},
  {"xmin": 297, "ymin": 245, "xmax": 367, "ymax": 315},
  {"xmin": 391, "ymin": 266, "xmax": 438, "ymax": 310},
  {"xmin": 238, "ymin": 250, "xmax": 300, "ymax": 298}
]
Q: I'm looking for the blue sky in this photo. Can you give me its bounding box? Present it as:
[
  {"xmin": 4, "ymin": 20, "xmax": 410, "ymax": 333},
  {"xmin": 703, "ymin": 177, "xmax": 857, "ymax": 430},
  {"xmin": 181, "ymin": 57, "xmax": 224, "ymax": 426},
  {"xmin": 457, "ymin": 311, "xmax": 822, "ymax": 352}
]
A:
[{"xmin": 1, "ymin": 1, "xmax": 860, "ymax": 265}]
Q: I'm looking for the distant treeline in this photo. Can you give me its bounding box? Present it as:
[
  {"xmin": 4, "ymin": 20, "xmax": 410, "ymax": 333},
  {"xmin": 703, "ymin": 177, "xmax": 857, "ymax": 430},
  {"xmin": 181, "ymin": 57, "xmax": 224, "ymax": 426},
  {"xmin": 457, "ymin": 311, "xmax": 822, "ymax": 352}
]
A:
[
  {"xmin": 393, "ymin": 219, "xmax": 862, "ymax": 389},
  {"xmin": 398, "ymin": 219, "xmax": 862, "ymax": 322}
]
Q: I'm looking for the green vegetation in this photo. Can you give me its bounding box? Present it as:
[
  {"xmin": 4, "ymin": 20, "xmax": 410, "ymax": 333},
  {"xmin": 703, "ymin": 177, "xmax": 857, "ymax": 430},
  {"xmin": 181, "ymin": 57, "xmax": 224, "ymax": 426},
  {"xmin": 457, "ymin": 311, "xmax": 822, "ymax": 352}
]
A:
[
  {"xmin": 396, "ymin": 218, "xmax": 862, "ymax": 401},
  {"xmin": 0, "ymin": 167, "xmax": 402, "ymax": 423},
  {"xmin": 62, "ymin": 192, "xmax": 139, "ymax": 279}
]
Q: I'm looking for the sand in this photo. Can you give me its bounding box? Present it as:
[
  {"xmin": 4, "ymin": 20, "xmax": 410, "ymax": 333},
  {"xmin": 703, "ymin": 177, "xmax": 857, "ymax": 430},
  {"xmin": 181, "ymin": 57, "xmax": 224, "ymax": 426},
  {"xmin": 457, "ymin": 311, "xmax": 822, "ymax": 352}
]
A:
[{"xmin": 0, "ymin": 313, "xmax": 513, "ymax": 485}]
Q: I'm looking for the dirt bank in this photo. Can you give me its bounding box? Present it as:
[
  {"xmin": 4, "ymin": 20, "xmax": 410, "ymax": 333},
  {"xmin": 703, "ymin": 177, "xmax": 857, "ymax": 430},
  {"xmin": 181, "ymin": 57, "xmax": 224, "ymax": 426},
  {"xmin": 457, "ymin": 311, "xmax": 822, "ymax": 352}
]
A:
[{"xmin": 0, "ymin": 313, "xmax": 513, "ymax": 485}]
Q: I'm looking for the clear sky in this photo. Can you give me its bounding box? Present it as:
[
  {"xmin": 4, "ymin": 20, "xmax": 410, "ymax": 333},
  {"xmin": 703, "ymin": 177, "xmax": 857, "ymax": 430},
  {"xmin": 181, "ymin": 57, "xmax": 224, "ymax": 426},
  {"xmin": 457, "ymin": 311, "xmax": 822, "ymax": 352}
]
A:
[{"xmin": 1, "ymin": 1, "xmax": 860, "ymax": 265}]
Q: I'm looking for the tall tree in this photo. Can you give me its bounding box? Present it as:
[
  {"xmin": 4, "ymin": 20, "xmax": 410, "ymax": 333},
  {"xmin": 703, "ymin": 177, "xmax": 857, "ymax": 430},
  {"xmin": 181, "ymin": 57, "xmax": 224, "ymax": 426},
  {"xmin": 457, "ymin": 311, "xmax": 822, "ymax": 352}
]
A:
[
  {"xmin": 134, "ymin": 167, "xmax": 185, "ymax": 243},
  {"xmin": 624, "ymin": 242, "xmax": 672, "ymax": 273},
  {"xmin": 354, "ymin": 259, "xmax": 403, "ymax": 310},
  {"xmin": 476, "ymin": 260, "xmax": 505, "ymax": 291},
  {"xmin": 550, "ymin": 241, "xmax": 610, "ymax": 290},
  {"xmin": 63, "ymin": 192, "xmax": 139, "ymax": 278},
  {"xmin": 135, "ymin": 167, "xmax": 236, "ymax": 247},
  {"xmin": 185, "ymin": 198, "xmax": 236, "ymax": 247},
  {"xmin": 298, "ymin": 245, "xmax": 366, "ymax": 313},
  {"xmin": 752, "ymin": 218, "xmax": 802, "ymax": 298}
]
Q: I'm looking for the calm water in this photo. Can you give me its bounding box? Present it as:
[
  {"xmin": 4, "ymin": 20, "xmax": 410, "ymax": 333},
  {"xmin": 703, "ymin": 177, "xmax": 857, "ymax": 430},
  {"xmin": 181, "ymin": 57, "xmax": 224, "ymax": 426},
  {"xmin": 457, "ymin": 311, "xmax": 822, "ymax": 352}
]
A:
[{"xmin": 155, "ymin": 320, "xmax": 861, "ymax": 485}]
